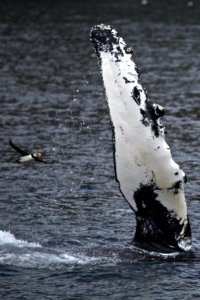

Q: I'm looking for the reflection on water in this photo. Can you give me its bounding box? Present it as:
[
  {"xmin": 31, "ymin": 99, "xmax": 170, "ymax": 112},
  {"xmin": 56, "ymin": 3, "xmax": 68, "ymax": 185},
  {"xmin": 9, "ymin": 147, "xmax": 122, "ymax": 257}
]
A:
[{"xmin": 0, "ymin": 1, "xmax": 200, "ymax": 299}]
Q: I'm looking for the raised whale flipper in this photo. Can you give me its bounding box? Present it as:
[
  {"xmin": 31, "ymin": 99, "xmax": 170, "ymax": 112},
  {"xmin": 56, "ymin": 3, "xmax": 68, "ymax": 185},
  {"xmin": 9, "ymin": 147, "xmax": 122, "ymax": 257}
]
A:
[
  {"xmin": 9, "ymin": 139, "xmax": 29, "ymax": 156},
  {"xmin": 90, "ymin": 24, "xmax": 192, "ymax": 253}
]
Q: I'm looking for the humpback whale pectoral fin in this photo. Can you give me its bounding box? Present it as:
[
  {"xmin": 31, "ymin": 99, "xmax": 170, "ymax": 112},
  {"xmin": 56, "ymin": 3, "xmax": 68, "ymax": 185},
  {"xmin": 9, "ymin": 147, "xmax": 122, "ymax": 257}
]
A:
[
  {"xmin": 133, "ymin": 182, "xmax": 191, "ymax": 252},
  {"xmin": 91, "ymin": 26, "xmax": 166, "ymax": 140},
  {"xmin": 91, "ymin": 24, "xmax": 192, "ymax": 253}
]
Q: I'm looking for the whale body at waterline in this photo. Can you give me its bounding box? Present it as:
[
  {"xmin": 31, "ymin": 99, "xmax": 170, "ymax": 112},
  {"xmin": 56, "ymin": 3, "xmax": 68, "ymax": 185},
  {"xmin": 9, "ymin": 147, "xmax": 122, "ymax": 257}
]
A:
[{"xmin": 90, "ymin": 24, "xmax": 192, "ymax": 255}]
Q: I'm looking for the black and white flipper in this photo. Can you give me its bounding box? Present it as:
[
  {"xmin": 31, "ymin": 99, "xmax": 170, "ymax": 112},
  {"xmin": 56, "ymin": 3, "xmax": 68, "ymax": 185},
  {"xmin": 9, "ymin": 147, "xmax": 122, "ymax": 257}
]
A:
[
  {"xmin": 90, "ymin": 24, "xmax": 192, "ymax": 253},
  {"xmin": 9, "ymin": 139, "xmax": 46, "ymax": 164}
]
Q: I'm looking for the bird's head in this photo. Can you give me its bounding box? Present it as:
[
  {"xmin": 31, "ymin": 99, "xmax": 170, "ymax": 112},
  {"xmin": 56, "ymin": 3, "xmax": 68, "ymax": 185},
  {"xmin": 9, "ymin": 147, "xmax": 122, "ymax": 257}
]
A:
[{"xmin": 32, "ymin": 152, "xmax": 43, "ymax": 159}]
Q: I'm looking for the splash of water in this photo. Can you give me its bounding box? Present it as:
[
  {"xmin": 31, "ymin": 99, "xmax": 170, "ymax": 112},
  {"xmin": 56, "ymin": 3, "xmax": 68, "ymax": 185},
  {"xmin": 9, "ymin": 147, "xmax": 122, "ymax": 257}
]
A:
[
  {"xmin": 0, "ymin": 230, "xmax": 102, "ymax": 269},
  {"xmin": 0, "ymin": 230, "xmax": 41, "ymax": 248}
]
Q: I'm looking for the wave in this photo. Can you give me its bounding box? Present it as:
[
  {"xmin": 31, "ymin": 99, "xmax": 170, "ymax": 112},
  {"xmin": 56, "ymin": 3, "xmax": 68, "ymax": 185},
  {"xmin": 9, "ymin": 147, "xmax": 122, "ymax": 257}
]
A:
[
  {"xmin": 0, "ymin": 230, "xmax": 41, "ymax": 248},
  {"xmin": 0, "ymin": 230, "xmax": 101, "ymax": 269},
  {"xmin": 0, "ymin": 231, "xmax": 196, "ymax": 269}
]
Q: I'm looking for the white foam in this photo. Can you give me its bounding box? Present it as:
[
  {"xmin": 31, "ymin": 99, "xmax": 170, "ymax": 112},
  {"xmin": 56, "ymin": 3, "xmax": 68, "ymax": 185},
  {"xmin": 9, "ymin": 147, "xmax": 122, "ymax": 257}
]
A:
[
  {"xmin": 0, "ymin": 231, "xmax": 103, "ymax": 268},
  {"xmin": 0, "ymin": 230, "xmax": 41, "ymax": 248},
  {"xmin": 0, "ymin": 250, "xmax": 102, "ymax": 269}
]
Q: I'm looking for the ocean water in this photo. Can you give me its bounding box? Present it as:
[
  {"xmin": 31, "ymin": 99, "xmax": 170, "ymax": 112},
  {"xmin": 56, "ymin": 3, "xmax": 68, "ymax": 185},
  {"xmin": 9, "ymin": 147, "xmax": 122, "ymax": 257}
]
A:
[{"xmin": 0, "ymin": 1, "xmax": 200, "ymax": 299}]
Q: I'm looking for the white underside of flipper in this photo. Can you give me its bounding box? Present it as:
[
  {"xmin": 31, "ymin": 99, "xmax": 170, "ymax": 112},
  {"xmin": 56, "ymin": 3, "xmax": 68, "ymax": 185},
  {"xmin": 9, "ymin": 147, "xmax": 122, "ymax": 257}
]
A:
[
  {"xmin": 101, "ymin": 50, "xmax": 186, "ymax": 216},
  {"xmin": 91, "ymin": 24, "xmax": 192, "ymax": 252}
]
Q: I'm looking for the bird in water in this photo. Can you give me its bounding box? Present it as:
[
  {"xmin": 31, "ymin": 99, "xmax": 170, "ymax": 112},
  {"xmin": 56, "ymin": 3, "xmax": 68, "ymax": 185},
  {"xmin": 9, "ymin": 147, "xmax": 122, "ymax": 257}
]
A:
[{"xmin": 9, "ymin": 139, "xmax": 46, "ymax": 164}]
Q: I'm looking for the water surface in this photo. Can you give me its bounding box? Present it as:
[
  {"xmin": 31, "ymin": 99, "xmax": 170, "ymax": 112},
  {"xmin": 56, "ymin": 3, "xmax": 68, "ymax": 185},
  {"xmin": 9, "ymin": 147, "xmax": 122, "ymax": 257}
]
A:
[{"xmin": 0, "ymin": 1, "xmax": 200, "ymax": 299}]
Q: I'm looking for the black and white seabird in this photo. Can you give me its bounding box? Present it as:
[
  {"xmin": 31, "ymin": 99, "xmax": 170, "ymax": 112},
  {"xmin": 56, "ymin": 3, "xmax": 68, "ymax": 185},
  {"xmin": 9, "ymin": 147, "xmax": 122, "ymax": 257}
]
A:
[
  {"xmin": 9, "ymin": 139, "xmax": 46, "ymax": 164},
  {"xmin": 90, "ymin": 24, "xmax": 192, "ymax": 254}
]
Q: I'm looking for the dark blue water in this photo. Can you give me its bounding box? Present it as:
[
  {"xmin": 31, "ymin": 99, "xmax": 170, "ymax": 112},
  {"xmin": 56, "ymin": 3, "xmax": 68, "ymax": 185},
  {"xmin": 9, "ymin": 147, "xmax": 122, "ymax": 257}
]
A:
[{"xmin": 0, "ymin": 1, "xmax": 200, "ymax": 299}]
